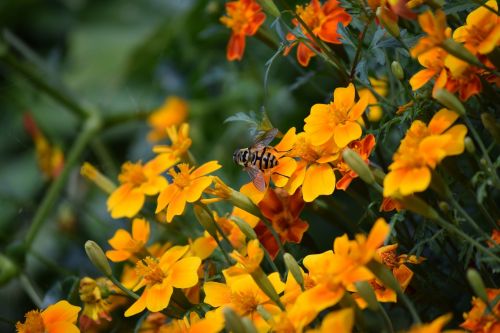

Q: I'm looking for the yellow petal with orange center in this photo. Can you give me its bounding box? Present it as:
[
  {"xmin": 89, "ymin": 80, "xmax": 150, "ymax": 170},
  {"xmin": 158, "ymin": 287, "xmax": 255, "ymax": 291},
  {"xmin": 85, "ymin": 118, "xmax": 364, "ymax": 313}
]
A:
[
  {"xmin": 409, "ymin": 69, "xmax": 437, "ymax": 90},
  {"xmin": 132, "ymin": 218, "xmax": 150, "ymax": 244},
  {"xmin": 166, "ymin": 190, "xmax": 187, "ymax": 222},
  {"xmin": 146, "ymin": 283, "xmax": 173, "ymax": 312},
  {"xmin": 41, "ymin": 300, "xmax": 80, "ymax": 325},
  {"xmin": 156, "ymin": 184, "xmax": 179, "ymax": 213},
  {"xmin": 302, "ymin": 164, "xmax": 335, "ymax": 202},
  {"xmin": 334, "ymin": 122, "xmax": 362, "ymax": 148},
  {"xmin": 108, "ymin": 185, "xmax": 145, "ymax": 218},
  {"xmin": 333, "ymin": 83, "xmax": 355, "ymax": 111},
  {"xmin": 400, "ymin": 167, "xmax": 431, "ymax": 196},
  {"xmin": 191, "ymin": 161, "xmax": 222, "ymax": 178},
  {"xmin": 185, "ymin": 176, "xmax": 213, "ymax": 203},
  {"xmin": 204, "ymin": 282, "xmax": 232, "ymax": 307},
  {"xmin": 169, "ymin": 256, "xmax": 202, "ymax": 289}
]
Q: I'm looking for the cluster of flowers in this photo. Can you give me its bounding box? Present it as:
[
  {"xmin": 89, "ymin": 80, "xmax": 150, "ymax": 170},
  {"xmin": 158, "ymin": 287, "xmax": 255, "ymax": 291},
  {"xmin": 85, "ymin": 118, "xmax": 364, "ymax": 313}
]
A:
[{"xmin": 16, "ymin": 0, "xmax": 499, "ymax": 332}]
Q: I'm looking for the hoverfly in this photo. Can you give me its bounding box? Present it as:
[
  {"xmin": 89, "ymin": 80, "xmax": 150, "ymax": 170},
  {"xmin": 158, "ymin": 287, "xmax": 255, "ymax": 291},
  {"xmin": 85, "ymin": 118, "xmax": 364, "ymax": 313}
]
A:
[{"xmin": 233, "ymin": 128, "xmax": 280, "ymax": 192}]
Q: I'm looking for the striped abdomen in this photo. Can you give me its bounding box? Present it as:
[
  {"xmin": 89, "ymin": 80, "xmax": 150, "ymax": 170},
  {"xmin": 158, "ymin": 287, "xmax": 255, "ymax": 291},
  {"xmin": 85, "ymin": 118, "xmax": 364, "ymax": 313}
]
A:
[{"xmin": 248, "ymin": 147, "xmax": 278, "ymax": 170}]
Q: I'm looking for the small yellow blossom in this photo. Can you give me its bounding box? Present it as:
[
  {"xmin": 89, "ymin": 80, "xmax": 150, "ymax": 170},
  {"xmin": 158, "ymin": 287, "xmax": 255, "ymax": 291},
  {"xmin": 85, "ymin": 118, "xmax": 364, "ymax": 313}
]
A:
[
  {"xmin": 106, "ymin": 218, "xmax": 150, "ymax": 262},
  {"xmin": 147, "ymin": 96, "xmax": 188, "ymax": 142},
  {"xmin": 153, "ymin": 123, "xmax": 192, "ymax": 161}
]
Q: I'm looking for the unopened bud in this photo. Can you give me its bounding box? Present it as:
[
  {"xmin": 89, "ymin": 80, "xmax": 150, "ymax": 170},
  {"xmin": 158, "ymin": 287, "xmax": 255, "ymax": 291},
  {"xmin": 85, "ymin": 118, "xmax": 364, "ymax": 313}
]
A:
[
  {"xmin": 283, "ymin": 253, "xmax": 304, "ymax": 290},
  {"xmin": 256, "ymin": 0, "xmax": 280, "ymax": 18},
  {"xmin": 355, "ymin": 281, "xmax": 379, "ymax": 311},
  {"xmin": 251, "ymin": 268, "xmax": 284, "ymax": 310},
  {"xmin": 0, "ymin": 254, "xmax": 18, "ymax": 286},
  {"xmin": 399, "ymin": 196, "xmax": 439, "ymax": 220},
  {"xmin": 81, "ymin": 162, "xmax": 116, "ymax": 194},
  {"xmin": 194, "ymin": 205, "xmax": 218, "ymax": 239},
  {"xmin": 256, "ymin": 305, "xmax": 273, "ymax": 321},
  {"xmin": 464, "ymin": 137, "xmax": 476, "ymax": 154},
  {"xmin": 433, "ymin": 89, "xmax": 466, "ymax": 117},
  {"xmin": 241, "ymin": 317, "xmax": 258, "ymax": 333},
  {"xmin": 438, "ymin": 201, "xmax": 450, "ymax": 214},
  {"xmin": 466, "ymin": 269, "xmax": 489, "ymax": 304},
  {"xmin": 223, "ymin": 307, "xmax": 247, "ymax": 333},
  {"xmin": 342, "ymin": 149, "xmax": 375, "ymax": 185},
  {"xmin": 442, "ymin": 39, "xmax": 483, "ymax": 68},
  {"xmin": 231, "ymin": 216, "xmax": 257, "ymax": 240},
  {"xmin": 85, "ymin": 240, "xmax": 112, "ymax": 276},
  {"xmin": 481, "ymin": 113, "xmax": 500, "ymax": 146},
  {"xmin": 391, "ymin": 61, "xmax": 404, "ymax": 80},
  {"xmin": 376, "ymin": 7, "xmax": 400, "ymax": 38}
]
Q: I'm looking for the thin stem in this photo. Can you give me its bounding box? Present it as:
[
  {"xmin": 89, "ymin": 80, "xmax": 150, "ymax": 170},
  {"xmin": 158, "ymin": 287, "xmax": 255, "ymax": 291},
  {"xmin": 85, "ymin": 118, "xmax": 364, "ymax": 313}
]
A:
[
  {"xmin": 20, "ymin": 273, "xmax": 43, "ymax": 308},
  {"xmin": 24, "ymin": 116, "xmax": 101, "ymax": 249},
  {"xmin": 350, "ymin": 16, "xmax": 374, "ymax": 81},
  {"xmin": 378, "ymin": 304, "xmax": 395, "ymax": 333},
  {"xmin": 449, "ymin": 196, "xmax": 492, "ymax": 241}
]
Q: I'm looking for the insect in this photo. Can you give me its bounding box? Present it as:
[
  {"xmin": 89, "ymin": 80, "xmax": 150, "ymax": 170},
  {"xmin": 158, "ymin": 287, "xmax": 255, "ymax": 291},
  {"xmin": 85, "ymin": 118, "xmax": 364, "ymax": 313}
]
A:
[{"xmin": 233, "ymin": 128, "xmax": 280, "ymax": 192}]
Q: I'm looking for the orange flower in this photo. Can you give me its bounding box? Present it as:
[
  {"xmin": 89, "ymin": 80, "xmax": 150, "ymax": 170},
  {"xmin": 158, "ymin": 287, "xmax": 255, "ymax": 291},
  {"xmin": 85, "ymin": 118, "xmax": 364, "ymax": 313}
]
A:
[
  {"xmin": 379, "ymin": 197, "xmax": 403, "ymax": 212},
  {"xmin": 106, "ymin": 218, "xmax": 150, "ymax": 262},
  {"xmin": 147, "ymin": 96, "xmax": 188, "ymax": 142},
  {"xmin": 16, "ymin": 300, "xmax": 81, "ymax": 333},
  {"xmin": 107, "ymin": 154, "xmax": 177, "ymax": 219},
  {"xmin": 152, "ymin": 123, "xmax": 192, "ymax": 161},
  {"xmin": 384, "ymin": 108, "xmax": 467, "ymax": 197},
  {"xmin": 306, "ymin": 308, "xmax": 354, "ymax": 333},
  {"xmin": 461, "ymin": 288, "xmax": 500, "ymax": 333},
  {"xmin": 157, "ymin": 311, "xmax": 224, "ymax": 333},
  {"xmin": 409, "ymin": 47, "xmax": 448, "ymax": 93},
  {"xmin": 156, "ymin": 161, "xmax": 221, "ymax": 222},
  {"xmin": 304, "ymin": 83, "xmax": 368, "ymax": 147},
  {"xmin": 488, "ymin": 229, "xmax": 500, "ymax": 248},
  {"xmin": 453, "ymin": 1, "xmax": 500, "ymax": 56},
  {"xmin": 226, "ymin": 239, "xmax": 264, "ymax": 276},
  {"xmin": 336, "ymin": 134, "xmax": 376, "ymax": 191},
  {"xmin": 125, "ymin": 245, "xmax": 201, "ymax": 317},
  {"xmin": 411, "ymin": 10, "xmax": 451, "ymax": 58},
  {"xmin": 255, "ymin": 187, "xmax": 309, "ymax": 258},
  {"xmin": 285, "ymin": 0, "xmax": 351, "ymax": 67},
  {"xmin": 220, "ymin": 0, "xmax": 266, "ymax": 61},
  {"xmin": 407, "ymin": 313, "xmax": 453, "ymax": 333}
]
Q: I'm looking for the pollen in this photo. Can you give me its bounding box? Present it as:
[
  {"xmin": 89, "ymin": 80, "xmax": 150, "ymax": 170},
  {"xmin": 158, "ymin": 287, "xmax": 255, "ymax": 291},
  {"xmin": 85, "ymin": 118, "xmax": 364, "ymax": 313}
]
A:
[
  {"xmin": 135, "ymin": 257, "xmax": 165, "ymax": 285},
  {"xmin": 231, "ymin": 290, "xmax": 260, "ymax": 315},
  {"xmin": 169, "ymin": 164, "xmax": 194, "ymax": 188},
  {"xmin": 16, "ymin": 310, "xmax": 45, "ymax": 333},
  {"xmin": 119, "ymin": 162, "xmax": 148, "ymax": 186}
]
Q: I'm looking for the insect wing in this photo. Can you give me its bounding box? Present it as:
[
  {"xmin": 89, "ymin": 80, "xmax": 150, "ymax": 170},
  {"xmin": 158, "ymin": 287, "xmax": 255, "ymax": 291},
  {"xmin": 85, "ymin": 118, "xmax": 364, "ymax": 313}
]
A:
[
  {"xmin": 244, "ymin": 165, "xmax": 267, "ymax": 192},
  {"xmin": 253, "ymin": 128, "xmax": 278, "ymax": 149}
]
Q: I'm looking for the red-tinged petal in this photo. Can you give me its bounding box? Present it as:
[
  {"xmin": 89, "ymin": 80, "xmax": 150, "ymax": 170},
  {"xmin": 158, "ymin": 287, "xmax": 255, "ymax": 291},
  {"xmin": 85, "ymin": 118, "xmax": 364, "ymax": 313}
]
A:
[
  {"xmin": 192, "ymin": 161, "xmax": 222, "ymax": 178},
  {"xmin": 333, "ymin": 122, "xmax": 362, "ymax": 148},
  {"xmin": 41, "ymin": 300, "xmax": 80, "ymax": 325},
  {"xmin": 227, "ymin": 33, "xmax": 245, "ymax": 61},
  {"xmin": 245, "ymin": 12, "xmax": 266, "ymax": 35},
  {"xmin": 400, "ymin": 167, "xmax": 431, "ymax": 196},
  {"xmin": 204, "ymin": 282, "xmax": 232, "ymax": 307},
  {"xmin": 302, "ymin": 164, "xmax": 336, "ymax": 202},
  {"xmin": 156, "ymin": 184, "xmax": 179, "ymax": 213},
  {"xmin": 159, "ymin": 245, "xmax": 190, "ymax": 269},
  {"xmin": 258, "ymin": 188, "xmax": 283, "ymax": 217},
  {"xmin": 185, "ymin": 176, "xmax": 213, "ymax": 203},
  {"xmin": 336, "ymin": 172, "xmax": 355, "ymax": 191},
  {"xmin": 169, "ymin": 256, "xmax": 202, "ymax": 289},
  {"xmin": 146, "ymin": 283, "xmax": 173, "ymax": 312},
  {"xmin": 108, "ymin": 229, "xmax": 133, "ymax": 250},
  {"xmin": 297, "ymin": 42, "xmax": 314, "ymax": 67},
  {"xmin": 106, "ymin": 250, "xmax": 131, "ymax": 262},
  {"xmin": 109, "ymin": 188, "xmax": 145, "ymax": 219}
]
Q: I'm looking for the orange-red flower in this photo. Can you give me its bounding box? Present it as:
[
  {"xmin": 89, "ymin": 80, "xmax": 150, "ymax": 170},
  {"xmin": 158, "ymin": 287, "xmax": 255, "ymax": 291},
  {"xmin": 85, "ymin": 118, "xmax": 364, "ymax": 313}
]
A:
[
  {"xmin": 255, "ymin": 187, "xmax": 309, "ymax": 258},
  {"xmin": 336, "ymin": 134, "xmax": 376, "ymax": 191},
  {"xmin": 285, "ymin": 0, "xmax": 351, "ymax": 67},
  {"xmin": 384, "ymin": 108, "xmax": 467, "ymax": 197},
  {"xmin": 108, "ymin": 154, "xmax": 177, "ymax": 219},
  {"xmin": 106, "ymin": 218, "xmax": 150, "ymax": 262},
  {"xmin": 461, "ymin": 288, "xmax": 500, "ymax": 333},
  {"xmin": 220, "ymin": 0, "xmax": 266, "ymax": 61},
  {"xmin": 147, "ymin": 96, "xmax": 188, "ymax": 142},
  {"xmin": 156, "ymin": 161, "xmax": 221, "ymax": 222},
  {"xmin": 16, "ymin": 300, "xmax": 81, "ymax": 333}
]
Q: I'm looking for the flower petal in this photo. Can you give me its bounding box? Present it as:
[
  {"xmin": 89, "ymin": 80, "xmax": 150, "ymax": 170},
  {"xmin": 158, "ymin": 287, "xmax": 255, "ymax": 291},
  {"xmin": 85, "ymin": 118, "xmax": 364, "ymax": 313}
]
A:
[
  {"xmin": 409, "ymin": 69, "xmax": 437, "ymax": 90},
  {"xmin": 108, "ymin": 187, "xmax": 144, "ymax": 219},
  {"xmin": 45, "ymin": 322, "xmax": 80, "ymax": 333},
  {"xmin": 41, "ymin": 300, "xmax": 80, "ymax": 325},
  {"xmin": 192, "ymin": 161, "xmax": 222, "ymax": 178},
  {"xmin": 159, "ymin": 245, "xmax": 190, "ymax": 269},
  {"xmin": 166, "ymin": 189, "xmax": 187, "ymax": 222},
  {"xmin": 400, "ymin": 167, "xmax": 431, "ymax": 196},
  {"xmin": 333, "ymin": 83, "xmax": 355, "ymax": 111},
  {"xmin": 204, "ymin": 282, "xmax": 232, "ymax": 307},
  {"xmin": 302, "ymin": 164, "xmax": 336, "ymax": 202},
  {"xmin": 106, "ymin": 250, "xmax": 131, "ymax": 262},
  {"xmin": 108, "ymin": 229, "xmax": 133, "ymax": 250},
  {"xmin": 132, "ymin": 218, "xmax": 150, "ymax": 244},
  {"xmin": 169, "ymin": 256, "xmax": 202, "ymax": 289},
  {"xmin": 185, "ymin": 176, "xmax": 213, "ymax": 203},
  {"xmin": 124, "ymin": 290, "xmax": 148, "ymax": 317},
  {"xmin": 156, "ymin": 184, "xmax": 179, "ymax": 214},
  {"xmin": 334, "ymin": 122, "xmax": 362, "ymax": 148},
  {"xmin": 146, "ymin": 283, "xmax": 173, "ymax": 312}
]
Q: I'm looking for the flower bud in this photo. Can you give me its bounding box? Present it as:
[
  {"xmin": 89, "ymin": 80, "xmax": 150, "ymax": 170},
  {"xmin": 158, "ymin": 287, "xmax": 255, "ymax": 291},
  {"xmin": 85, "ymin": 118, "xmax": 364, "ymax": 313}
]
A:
[
  {"xmin": 0, "ymin": 254, "xmax": 18, "ymax": 286},
  {"xmin": 438, "ymin": 201, "xmax": 450, "ymax": 214},
  {"xmin": 80, "ymin": 162, "xmax": 116, "ymax": 194},
  {"xmin": 355, "ymin": 281, "xmax": 379, "ymax": 311},
  {"xmin": 442, "ymin": 39, "xmax": 483, "ymax": 68},
  {"xmin": 376, "ymin": 7, "xmax": 400, "ymax": 38},
  {"xmin": 283, "ymin": 253, "xmax": 304, "ymax": 290},
  {"xmin": 481, "ymin": 113, "xmax": 500, "ymax": 146},
  {"xmin": 342, "ymin": 149, "xmax": 375, "ymax": 185},
  {"xmin": 85, "ymin": 240, "xmax": 112, "ymax": 276},
  {"xmin": 256, "ymin": 0, "xmax": 280, "ymax": 18},
  {"xmin": 399, "ymin": 196, "xmax": 439, "ymax": 220},
  {"xmin": 223, "ymin": 307, "xmax": 247, "ymax": 333},
  {"xmin": 464, "ymin": 137, "xmax": 476, "ymax": 154},
  {"xmin": 241, "ymin": 317, "xmax": 258, "ymax": 333},
  {"xmin": 231, "ymin": 216, "xmax": 257, "ymax": 240},
  {"xmin": 194, "ymin": 205, "xmax": 218, "ymax": 239},
  {"xmin": 256, "ymin": 305, "xmax": 273, "ymax": 321},
  {"xmin": 391, "ymin": 61, "xmax": 404, "ymax": 80},
  {"xmin": 433, "ymin": 89, "xmax": 466, "ymax": 117},
  {"xmin": 251, "ymin": 268, "xmax": 284, "ymax": 310},
  {"xmin": 466, "ymin": 269, "xmax": 489, "ymax": 305}
]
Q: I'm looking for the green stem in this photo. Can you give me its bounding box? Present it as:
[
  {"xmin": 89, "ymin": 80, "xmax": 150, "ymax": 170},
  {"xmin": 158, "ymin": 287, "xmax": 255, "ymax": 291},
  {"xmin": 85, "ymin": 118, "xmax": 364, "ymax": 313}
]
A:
[
  {"xmin": 378, "ymin": 304, "xmax": 395, "ymax": 333},
  {"xmin": 90, "ymin": 139, "xmax": 118, "ymax": 177},
  {"xmin": 20, "ymin": 273, "xmax": 43, "ymax": 308},
  {"xmin": 350, "ymin": 15, "xmax": 374, "ymax": 81},
  {"xmin": 24, "ymin": 116, "xmax": 101, "ymax": 250}
]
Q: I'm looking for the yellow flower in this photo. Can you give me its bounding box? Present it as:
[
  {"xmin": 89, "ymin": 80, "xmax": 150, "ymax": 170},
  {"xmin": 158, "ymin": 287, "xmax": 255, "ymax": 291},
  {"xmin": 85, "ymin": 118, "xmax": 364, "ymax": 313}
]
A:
[
  {"xmin": 153, "ymin": 123, "xmax": 193, "ymax": 161},
  {"xmin": 409, "ymin": 47, "xmax": 448, "ymax": 92},
  {"xmin": 157, "ymin": 311, "xmax": 225, "ymax": 333},
  {"xmin": 156, "ymin": 161, "xmax": 221, "ymax": 222},
  {"xmin": 147, "ymin": 96, "xmax": 188, "ymax": 142},
  {"xmin": 411, "ymin": 10, "xmax": 451, "ymax": 58},
  {"xmin": 79, "ymin": 277, "xmax": 120, "ymax": 329},
  {"xmin": 16, "ymin": 300, "xmax": 81, "ymax": 333},
  {"xmin": 106, "ymin": 218, "xmax": 150, "ymax": 262},
  {"xmin": 190, "ymin": 231, "xmax": 218, "ymax": 260},
  {"xmin": 384, "ymin": 108, "xmax": 467, "ymax": 197},
  {"xmin": 108, "ymin": 154, "xmax": 178, "ymax": 219},
  {"xmin": 407, "ymin": 314, "xmax": 453, "ymax": 333},
  {"xmin": 226, "ymin": 239, "xmax": 264, "ymax": 276},
  {"xmin": 125, "ymin": 245, "xmax": 201, "ymax": 317},
  {"xmin": 304, "ymin": 83, "xmax": 368, "ymax": 147},
  {"xmin": 306, "ymin": 308, "xmax": 354, "ymax": 333},
  {"xmin": 453, "ymin": 1, "xmax": 500, "ymax": 56}
]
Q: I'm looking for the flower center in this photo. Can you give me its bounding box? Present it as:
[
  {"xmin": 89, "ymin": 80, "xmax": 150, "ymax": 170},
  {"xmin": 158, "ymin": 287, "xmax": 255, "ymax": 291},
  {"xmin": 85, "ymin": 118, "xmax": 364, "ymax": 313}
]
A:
[
  {"xmin": 231, "ymin": 290, "xmax": 260, "ymax": 315},
  {"xmin": 16, "ymin": 310, "xmax": 45, "ymax": 333},
  {"xmin": 170, "ymin": 164, "xmax": 193, "ymax": 188},
  {"xmin": 119, "ymin": 162, "xmax": 148, "ymax": 187},
  {"xmin": 380, "ymin": 250, "xmax": 398, "ymax": 269},
  {"xmin": 221, "ymin": 2, "xmax": 252, "ymax": 34},
  {"xmin": 136, "ymin": 257, "xmax": 165, "ymax": 285}
]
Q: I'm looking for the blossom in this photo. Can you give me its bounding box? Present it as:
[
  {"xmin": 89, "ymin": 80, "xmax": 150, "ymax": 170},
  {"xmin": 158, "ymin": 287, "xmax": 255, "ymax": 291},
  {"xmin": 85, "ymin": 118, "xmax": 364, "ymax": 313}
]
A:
[
  {"xmin": 453, "ymin": 1, "xmax": 500, "ymax": 56},
  {"xmin": 336, "ymin": 134, "xmax": 376, "ymax": 191},
  {"xmin": 156, "ymin": 161, "xmax": 221, "ymax": 222},
  {"xmin": 384, "ymin": 108, "xmax": 467, "ymax": 197},
  {"xmin": 285, "ymin": 0, "xmax": 351, "ymax": 66},
  {"xmin": 157, "ymin": 311, "xmax": 224, "ymax": 333},
  {"xmin": 306, "ymin": 308, "xmax": 354, "ymax": 333},
  {"xmin": 304, "ymin": 83, "xmax": 368, "ymax": 147},
  {"xmin": 379, "ymin": 197, "xmax": 404, "ymax": 212},
  {"xmin": 153, "ymin": 123, "xmax": 192, "ymax": 161},
  {"xmin": 226, "ymin": 239, "xmax": 264, "ymax": 276},
  {"xmin": 411, "ymin": 10, "xmax": 451, "ymax": 58},
  {"xmin": 220, "ymin": 0, "xmax": 266, "ymax": 61},
  {"xmin": 409, "ymin": 47, "xmax": 448, "ymax": 92},
  {"xmin": 79, "ymin": 277, "xmax": 121, "ymax": 330},
  {"xmin": 357, "ymin": 77, "xmax": 388, "ymax": 122},
  {"xmin": 255, "ymin": 187, "xmax": 309, "ymax": 258},
  {"xmin": 461, "ymin": 288, "xmax": 500, "ymax": 333},
  {"xmin": 106, "ymin": 218, "xmax": 150, "ymax": 262},
  {"xmin": 147, "ymin": 96, "xmax": 188, "ymax": 142},
  {"xmin": 16, "ymin": 300, "xmax": 81, "ymax": 333},
  {"xmin": 108, "ymin": 154, "xmax": 177, "ymax": 219},
  {"xmin": 124, "ymin": 245, "xmax": 201, "ymax": 317}
]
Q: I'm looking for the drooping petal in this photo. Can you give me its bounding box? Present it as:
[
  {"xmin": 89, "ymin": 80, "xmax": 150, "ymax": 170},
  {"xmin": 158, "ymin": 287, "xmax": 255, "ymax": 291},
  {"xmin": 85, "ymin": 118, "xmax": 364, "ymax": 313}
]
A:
[
  {"xmin": 297, "ymin": 42, "xmax": 314, "ymax": 67},
  {"xmin": 169, "ymin": 256, "xmax": 202, "ymax": 288},
  {"xmin": 302, "ymin": 164, "xmax": 336, "ymax": 202},
  {"xmin": 106, "ymin": 250, "xmax": 131, "ymax": 262},
  {"xmin": 409, "ymin": 69, "xmax": 437, "ymax": 90},
  {"xmin": 227, "ymin": 33, "xmax": 245, "ymax": 61}
]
